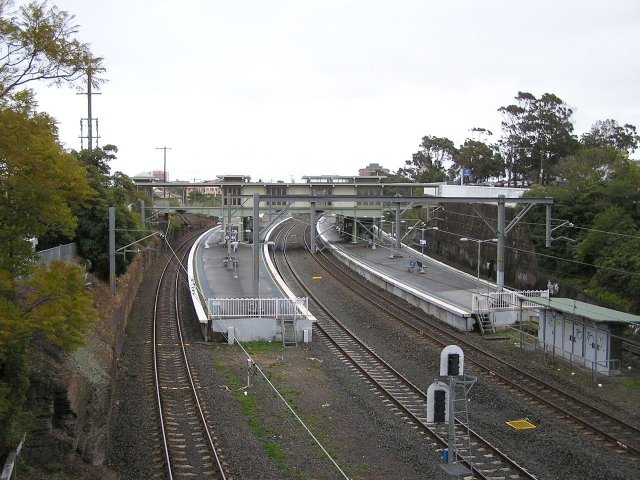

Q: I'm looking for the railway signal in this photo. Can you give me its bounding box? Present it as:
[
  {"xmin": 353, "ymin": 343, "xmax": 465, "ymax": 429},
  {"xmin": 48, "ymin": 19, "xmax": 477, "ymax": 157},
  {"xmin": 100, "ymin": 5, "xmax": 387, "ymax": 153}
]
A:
[{"xmin": 427, "ymin": 345, "xmax": 477, "ymax": 477}]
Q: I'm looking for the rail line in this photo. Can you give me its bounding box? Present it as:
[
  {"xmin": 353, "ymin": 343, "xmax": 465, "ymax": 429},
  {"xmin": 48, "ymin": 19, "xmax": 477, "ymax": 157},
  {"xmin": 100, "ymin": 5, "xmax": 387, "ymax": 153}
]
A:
[
  {"xmin": 310, "ymin": 224, "xmax": 640, "ymax": 461},
  {"xmin": 153, "ymin": 234, "xmax": 228, "ymax": 479},
  {"xmin": 271, "ymin": 221, "xmax": 537, "ymax": 480}
]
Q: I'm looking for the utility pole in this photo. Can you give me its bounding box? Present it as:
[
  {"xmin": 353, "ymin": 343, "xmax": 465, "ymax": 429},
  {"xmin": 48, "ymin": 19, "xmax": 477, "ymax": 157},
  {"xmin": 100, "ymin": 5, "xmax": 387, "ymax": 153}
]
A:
[
  {"xmin": 156, "ymin": 146, "xmax": 172, "ymax": 199},
  {"xmin": 78, "ymin": 70, "xmax": 101, "ymax": 151}
]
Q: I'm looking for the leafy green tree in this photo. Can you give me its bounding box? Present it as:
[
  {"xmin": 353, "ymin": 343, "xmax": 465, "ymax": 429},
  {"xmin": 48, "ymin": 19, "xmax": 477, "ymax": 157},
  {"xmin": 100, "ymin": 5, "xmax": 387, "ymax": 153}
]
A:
[
  {"xmin": 0, "ymin": 261, "xmax": 95, "ymax": 448},
  {"xmin": 455, "ymin": 139, "xmax": 504, "ymax": 183},
  {"xmin": 0, "ymin": 0, "xmax": 104, "ymax": 101},
  {"xmin": 524, "ymin": 149, "xmax": 640, "ymax": 311},
  {"xmin": 552, "ymin": 147, "xmax": 628, "ymax": 184},
  {"xmin": 73, "ymin": 146, "xmax": 141, "ymax": 280},
  {"xmin": 0, "ymin": 96, "xmax": 95, "ymax": 275},
  {"xmin": 574, "ymin": 206, "xmax": 640, "ymax": 311},
  {"xmin": 397, "ymin": 135, "xmax": 455, "ymax": 182},
  {"xmin": 580, "ymin": 119, "xmax": 639, "ymax": 154},
  {"xmin": 498, "ymin": 91, "xmax": 579, "ymax": 185},
  {"xmin": 0, "ymin": 0, "xmax": 105, "ymax": 451},
  {"xmin": 188, "ymin": 189, "xmax": 206, "ymax": 204}
]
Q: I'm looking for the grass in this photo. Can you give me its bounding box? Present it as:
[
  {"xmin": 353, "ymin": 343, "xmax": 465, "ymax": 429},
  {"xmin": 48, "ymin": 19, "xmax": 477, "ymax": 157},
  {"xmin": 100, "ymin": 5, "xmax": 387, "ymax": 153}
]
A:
[
  {"xmin": 619, "ymin": 379, "xmax": 640, "ymax": 389},
  {"xmin": 213, "ymin": 350, "xmax": 290, "ymax": 464},
  {"xmin": 213, "ymin": 341, "xmax": 349, "ymax": 477},
  {"xmin": 243, "ymin": 341, "xmax": 287, "ymax": 355}
]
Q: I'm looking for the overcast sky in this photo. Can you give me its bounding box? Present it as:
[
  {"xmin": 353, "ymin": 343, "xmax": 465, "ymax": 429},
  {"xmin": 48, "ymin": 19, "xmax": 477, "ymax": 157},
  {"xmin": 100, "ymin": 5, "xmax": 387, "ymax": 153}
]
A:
[{"xmin": 30, "ymin": 0, "xmax": 640, "ymax": 183}]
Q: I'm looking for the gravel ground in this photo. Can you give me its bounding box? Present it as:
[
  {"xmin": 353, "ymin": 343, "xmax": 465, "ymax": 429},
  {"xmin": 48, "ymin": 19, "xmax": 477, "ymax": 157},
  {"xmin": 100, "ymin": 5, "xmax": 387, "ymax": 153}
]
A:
[{"xmin": 107, "ymin": 241, "xmax": 640, "ymax": 479}]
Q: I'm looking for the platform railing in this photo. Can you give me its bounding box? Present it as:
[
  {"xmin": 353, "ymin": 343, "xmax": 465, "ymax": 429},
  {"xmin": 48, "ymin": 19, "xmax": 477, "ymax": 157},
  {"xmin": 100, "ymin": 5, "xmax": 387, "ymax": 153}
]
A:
[
  {"xmin": 207, "ymin": 297, "xmax": 308, "ymax": 319},
  {"xmin": 473, "ymin": 289, "xmax": 549, "ymax": 313}
]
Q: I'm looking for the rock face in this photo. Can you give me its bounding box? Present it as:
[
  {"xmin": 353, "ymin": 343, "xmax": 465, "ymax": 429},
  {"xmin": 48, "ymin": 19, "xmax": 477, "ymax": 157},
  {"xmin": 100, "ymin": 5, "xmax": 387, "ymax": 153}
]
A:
[{"xmin": 23, "ymin": 238, "xmax": 161, "ymax": 474}]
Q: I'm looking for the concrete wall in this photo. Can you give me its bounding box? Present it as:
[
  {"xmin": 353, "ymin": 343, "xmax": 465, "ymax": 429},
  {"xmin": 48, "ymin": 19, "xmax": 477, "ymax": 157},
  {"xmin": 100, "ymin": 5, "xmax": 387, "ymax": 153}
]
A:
[{"xmin": 221, "ymin": 318, "xmax": 315, "ymax": 344}]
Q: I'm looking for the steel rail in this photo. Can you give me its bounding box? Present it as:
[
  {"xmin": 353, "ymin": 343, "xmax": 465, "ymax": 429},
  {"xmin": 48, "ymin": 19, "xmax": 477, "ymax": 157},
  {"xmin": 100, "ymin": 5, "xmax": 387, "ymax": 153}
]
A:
[
  {"xmin": 271, "ymin": 221, "xmax": 537, "ymax": 480},
  {"xmin": 313, "ymin": 232, "xmax": 640, "ymax": 459},
  {"xmin": 153, "ymin": 233, "xmax": 227, "ymax": 479}
]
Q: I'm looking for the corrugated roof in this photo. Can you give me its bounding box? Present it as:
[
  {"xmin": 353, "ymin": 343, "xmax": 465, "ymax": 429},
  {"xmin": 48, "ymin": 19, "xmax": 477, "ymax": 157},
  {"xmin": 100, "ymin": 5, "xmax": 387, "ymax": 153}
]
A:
[{"xmin": 518, "ymin": 296, "xmax": 640, "ymax": 325}]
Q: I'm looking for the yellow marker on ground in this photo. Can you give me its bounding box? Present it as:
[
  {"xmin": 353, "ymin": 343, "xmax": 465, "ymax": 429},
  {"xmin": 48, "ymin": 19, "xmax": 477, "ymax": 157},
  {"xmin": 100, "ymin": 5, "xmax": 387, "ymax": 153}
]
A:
[
  {"xmin": 506, "ymin": 419, "xmax": 536, "ymax": 430},
  {"xmin": 312, "ymin": 276, "xmax": 323, "ymax": 280}
]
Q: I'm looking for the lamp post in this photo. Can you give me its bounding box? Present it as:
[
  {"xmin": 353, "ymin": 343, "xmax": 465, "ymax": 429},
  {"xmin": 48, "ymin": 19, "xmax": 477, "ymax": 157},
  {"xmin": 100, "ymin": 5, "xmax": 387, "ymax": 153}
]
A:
[
  {"xmin": 417, "ymin": 225, "xmax": 438, "ymax": 257},
  {"xmin": 459, "ymin": 237, "xmax": 496, "ymax": 294}
]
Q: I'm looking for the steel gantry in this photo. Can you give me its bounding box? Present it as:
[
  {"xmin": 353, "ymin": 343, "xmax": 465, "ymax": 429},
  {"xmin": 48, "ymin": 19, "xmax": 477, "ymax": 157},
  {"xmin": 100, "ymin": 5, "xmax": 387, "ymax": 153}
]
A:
[{"xmin": 246, "ymin": 194, "xmax": 554, "ymax": 297}]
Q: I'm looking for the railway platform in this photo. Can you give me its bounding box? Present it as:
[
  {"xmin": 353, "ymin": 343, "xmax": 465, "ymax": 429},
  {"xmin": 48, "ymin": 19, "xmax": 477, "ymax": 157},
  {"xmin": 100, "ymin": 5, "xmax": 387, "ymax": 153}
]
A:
[
  {"xmin": 190, "ymin": 225, "xmax": 315, "ymax": 344},
  {"xmin": 317, "ymin": 215, "xmax": 487, "ymax": 331},
  {"xmin": 194, "ymin": 226, "xmax": 280, "ymax": 300}
]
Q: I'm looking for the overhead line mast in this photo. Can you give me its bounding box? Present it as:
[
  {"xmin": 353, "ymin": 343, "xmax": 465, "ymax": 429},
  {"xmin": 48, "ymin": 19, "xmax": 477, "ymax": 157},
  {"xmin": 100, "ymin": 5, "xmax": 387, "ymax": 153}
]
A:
[{"xmin": 78, "ymin": 69, "xmax": 101, "ymax": 151}]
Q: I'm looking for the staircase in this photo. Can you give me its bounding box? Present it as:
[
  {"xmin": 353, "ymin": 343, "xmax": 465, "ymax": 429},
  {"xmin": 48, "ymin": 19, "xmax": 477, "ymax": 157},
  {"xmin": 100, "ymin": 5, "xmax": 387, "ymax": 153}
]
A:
[{"xmin": 476, "ymin": 312, "xmax": 495, "ymax": 335}]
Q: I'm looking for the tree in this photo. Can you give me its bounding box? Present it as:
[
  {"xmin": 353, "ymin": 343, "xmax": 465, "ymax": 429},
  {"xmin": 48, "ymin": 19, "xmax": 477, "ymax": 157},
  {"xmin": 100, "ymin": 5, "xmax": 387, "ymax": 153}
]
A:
[
  {"xmin": 0, "ymin": 0, "xmax": 105, "ymax": 451},
  {"xmin": 0, "ymin": 97, "xmax": 95, "ymax": 275},
  {"xmin": 574, "ymin": 206, "xmax": 640, "ymax": 312},
  {"xmin": 552, "ymin": 147, "xmax": 628, "ymax": 184},
  {"xmin": 0, "ymin": 0, "xmax": 104, "ymax": 101},
  {"xmin": 580, "ymin": 119, "xmax": 640, "ymax": 154},
  {"xmin": 524, "ymin": 150, "xmax": 640, "ymax": 312},
  {"xmin": 455, "ymin": 139, "xmax": 504, "ymax": 183},
  {"xmin": 0, "ymin": 261, "xmax": 95, "ymax": 448},
  {"xmin": 72, "ymin": 146, "xmax": 141, "ymax": 280},
  {"xmin": 397, "ymin": 135, "xmax": 455, "ymax": 182},
  {"xmin": 0, "ymin": 98, "xmax": 98, "ymax": 450},
  {"xmin": 188, "ymin": 189, "xmax": 206, "ymax": 204},
  {"xmin": 498, "ymin": 91, "xmax": 579, "ymax": 185}
]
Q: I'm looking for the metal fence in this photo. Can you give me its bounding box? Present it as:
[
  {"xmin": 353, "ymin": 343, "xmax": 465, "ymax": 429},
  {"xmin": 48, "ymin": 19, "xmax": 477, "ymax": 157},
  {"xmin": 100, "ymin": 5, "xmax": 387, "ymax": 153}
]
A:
[
  {"xmin": 507, "ymin": 325, "xmax": 621, "ymax": 381},
  {"xmin": 37, "ymin": 242, "xmax": 78, "ymax": 265},
  {"xmin": 207, "ymin": 297, "xmax": 308, "ymax": 319},
  {"xmin": 472, "ymin": 289, "xmax": 549, "ymax": 313}
]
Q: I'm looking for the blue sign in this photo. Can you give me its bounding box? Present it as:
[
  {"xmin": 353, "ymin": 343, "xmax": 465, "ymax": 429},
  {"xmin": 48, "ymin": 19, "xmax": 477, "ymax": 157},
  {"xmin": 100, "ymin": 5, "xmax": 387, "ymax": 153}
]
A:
[{"xmin": 463, "ymin": 168, "xmax": 472, "ymax": 177}]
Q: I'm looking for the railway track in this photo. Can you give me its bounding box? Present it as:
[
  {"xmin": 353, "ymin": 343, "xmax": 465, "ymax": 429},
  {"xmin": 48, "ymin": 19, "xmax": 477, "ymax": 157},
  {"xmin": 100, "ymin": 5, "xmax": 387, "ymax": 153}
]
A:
[
  {"xmin": 153, "ymin": 234, "xmax": 228, "ymax": 479},
  {"xmin": 271, "ymin": 221, "xmax": 537, "ymax": 480},
  {"xmin": 308, "ymin": 223, "xmax": 640, "ymax": 461}
]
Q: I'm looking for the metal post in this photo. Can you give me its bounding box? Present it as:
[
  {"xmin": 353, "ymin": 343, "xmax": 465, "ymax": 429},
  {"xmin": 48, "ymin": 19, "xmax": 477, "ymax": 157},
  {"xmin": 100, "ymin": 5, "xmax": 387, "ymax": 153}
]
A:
[
  {"xmin": 395, "ymin": 202, "xmax": 401, "ymax": 253},
  {"xmin": 475, "ymin": 241, "xmax": 481, "ymax": 294},
  {"xmin": 253, "ymin": 193, "xmax": 260, "ymax": 298},
  {"xmin": 310, "ymin": 201, "xmax": 317, "ymax": 253},
  {"xmin": 227, "ymin": 191, "xmax": 232, "ymax": 239},
  {"xmin": 87, "ymin": 74, "xmax": 93, "ymax": 151},
  {"xmin": 109, "ymin": 207, "xmax": 116, "ymax": 296},
  {"xmin": 496, "ymin": 195, "xmax": 506, "ymax": 291},
  {"xmin": 350, "ymin": 212, "xmax": 357, "ymax": 244},
  {"xmin": 140, "ymin": 199, "xmax": 145, "ymax": 225},
  {"xmin": 545, "ymin": 204, "xmax": 552, "ymax": 247},
  {"xmin": 447, "ymin": 376, "xmax": 456, "ymax": 464}
]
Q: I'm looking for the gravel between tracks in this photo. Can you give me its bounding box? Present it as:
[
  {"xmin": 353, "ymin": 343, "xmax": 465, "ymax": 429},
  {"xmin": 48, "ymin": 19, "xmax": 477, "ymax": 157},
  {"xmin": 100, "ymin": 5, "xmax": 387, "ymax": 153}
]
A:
[{"xmin": 108, "ymin": 243, "xmax": 640, "ymax": 479}]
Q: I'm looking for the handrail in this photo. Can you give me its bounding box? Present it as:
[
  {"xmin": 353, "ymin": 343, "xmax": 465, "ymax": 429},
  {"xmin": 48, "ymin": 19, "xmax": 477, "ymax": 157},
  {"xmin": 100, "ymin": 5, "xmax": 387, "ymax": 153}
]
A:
[{"xmin": 207, "ymin": 297, "xmax": 308, "ymax": 319}]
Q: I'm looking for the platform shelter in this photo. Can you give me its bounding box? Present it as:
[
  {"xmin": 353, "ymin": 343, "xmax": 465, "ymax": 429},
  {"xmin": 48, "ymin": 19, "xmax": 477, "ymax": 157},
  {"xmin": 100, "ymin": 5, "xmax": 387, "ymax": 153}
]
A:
[{"xmin": 520, "ymin": 296, "xmax": 640, "ymax": 374}]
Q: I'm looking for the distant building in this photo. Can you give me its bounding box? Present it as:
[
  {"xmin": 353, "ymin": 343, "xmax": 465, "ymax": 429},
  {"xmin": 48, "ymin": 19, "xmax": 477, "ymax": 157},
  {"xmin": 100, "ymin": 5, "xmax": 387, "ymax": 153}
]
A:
[
  {"xmin": 152, "ymin": 170, "xmax": 169, "ymax": 181},
  {"xmin": 132, "ymin": 171, "xmax": 155, "ymax": 183},
  {"xmin": 359, "ymin": 163, "xmax": 390, "ymax": 176}
]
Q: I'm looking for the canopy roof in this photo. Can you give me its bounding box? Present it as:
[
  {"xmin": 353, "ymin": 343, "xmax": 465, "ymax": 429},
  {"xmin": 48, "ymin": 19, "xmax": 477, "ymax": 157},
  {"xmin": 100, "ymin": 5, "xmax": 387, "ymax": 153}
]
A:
[{"xmin": 519, "ymin": 296, "xmax": 640, "ymax": 325}]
